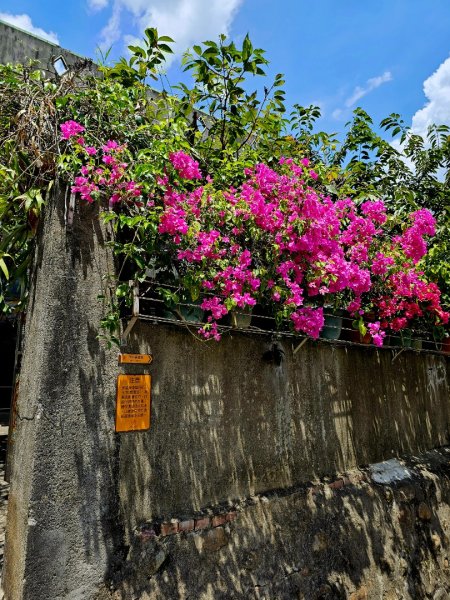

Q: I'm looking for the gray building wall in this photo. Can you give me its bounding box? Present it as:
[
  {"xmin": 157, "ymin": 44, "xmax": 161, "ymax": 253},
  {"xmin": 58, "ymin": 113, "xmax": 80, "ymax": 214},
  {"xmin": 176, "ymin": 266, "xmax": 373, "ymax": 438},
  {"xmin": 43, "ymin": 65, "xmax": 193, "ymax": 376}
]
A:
[
  {"xmin": 3, "ymin": 187, "xmax": 119, "ymax": 600},
  {"xmin": 0, "ymin": 20, "xmax": 94, "ymax": 76}
]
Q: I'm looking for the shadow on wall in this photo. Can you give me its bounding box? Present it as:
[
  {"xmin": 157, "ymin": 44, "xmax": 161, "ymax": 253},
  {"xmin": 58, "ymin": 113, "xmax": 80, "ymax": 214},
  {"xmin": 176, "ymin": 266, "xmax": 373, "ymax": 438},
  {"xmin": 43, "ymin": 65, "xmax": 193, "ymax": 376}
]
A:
[
  {"xmin": 117, "ymin": 322, "xmax": 450, "ymax": 538},
  {"xmin": 103, "ymin": 450, "xmax": 450, "ymax": 600}
]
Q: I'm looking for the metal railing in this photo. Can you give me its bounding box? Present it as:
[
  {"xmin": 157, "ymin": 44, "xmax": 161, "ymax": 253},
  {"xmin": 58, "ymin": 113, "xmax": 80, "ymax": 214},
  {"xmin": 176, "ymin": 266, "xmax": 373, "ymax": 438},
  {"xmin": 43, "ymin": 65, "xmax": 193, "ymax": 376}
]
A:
[{"xmin": 119, "ymin": 279, "xmax": 449, "ymax": 358}]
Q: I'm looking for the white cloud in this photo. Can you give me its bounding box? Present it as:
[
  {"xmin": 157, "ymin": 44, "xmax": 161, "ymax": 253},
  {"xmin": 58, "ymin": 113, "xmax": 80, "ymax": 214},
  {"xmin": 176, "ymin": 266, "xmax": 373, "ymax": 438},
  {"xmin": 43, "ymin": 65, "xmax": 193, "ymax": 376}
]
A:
[
  {"xmin": 88, "ymin": 0, "xmax": 109, "ymax": 9},
  {"xmin": 99, "ymin": 3, "xmax": 122, "ymax": 48},
  {"xmin": 332, "ymin": 108, "xmax": 342, "ymax": 120},
  {"xmin": 91, "ymin": 0, "xmax": 243, "ymax": 66},
  {"xmin": 410, "ymin": 56, "xmax": 450, "ymax": 137},
  {"xmin": 345, "ymin": 71, "xmax": 392, "ymax": 108},
  {"xmin": 0, "ymin": 12, "xmax": 59, "ymax": 45},
  {"xmin": 390, "ymin": 57, "xmax": 450, "ymax": 178}
]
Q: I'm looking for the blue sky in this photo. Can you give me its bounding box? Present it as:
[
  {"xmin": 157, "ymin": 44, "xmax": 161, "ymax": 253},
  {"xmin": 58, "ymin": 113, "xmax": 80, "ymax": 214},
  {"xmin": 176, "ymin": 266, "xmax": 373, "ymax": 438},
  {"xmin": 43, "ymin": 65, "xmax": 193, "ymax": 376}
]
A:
[{"xmin": 1, "ymin": 0, "xmax": 450, "ymax": 138}]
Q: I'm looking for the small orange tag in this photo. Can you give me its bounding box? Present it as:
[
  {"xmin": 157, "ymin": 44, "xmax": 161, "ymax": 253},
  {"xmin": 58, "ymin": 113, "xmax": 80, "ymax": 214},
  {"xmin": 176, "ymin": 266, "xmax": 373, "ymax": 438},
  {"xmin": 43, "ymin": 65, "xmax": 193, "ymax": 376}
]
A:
[
  {"xmin": 118, "ymin": 353, "xmax": 152, "ymax": 365},
  {"xmin": 115, "ymin": 374, "xmax": 151, "ymax": 432}
]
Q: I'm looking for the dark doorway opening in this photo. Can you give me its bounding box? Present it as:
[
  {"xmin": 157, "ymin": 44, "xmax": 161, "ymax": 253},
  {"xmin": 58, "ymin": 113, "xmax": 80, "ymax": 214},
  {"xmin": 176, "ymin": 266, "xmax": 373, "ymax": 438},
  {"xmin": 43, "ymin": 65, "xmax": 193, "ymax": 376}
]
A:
[{"xmin": 0, "ymin": 319, "xmax": 17, "ymax": 426}]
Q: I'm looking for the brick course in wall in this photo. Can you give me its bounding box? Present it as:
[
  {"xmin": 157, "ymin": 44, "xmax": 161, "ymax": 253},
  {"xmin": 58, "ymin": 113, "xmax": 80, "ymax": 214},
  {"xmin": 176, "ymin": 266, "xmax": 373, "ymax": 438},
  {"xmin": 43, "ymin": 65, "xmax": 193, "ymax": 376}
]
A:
[{"xmin": 136, "ymin": 471, "xmax": 369, "ymax": 540}]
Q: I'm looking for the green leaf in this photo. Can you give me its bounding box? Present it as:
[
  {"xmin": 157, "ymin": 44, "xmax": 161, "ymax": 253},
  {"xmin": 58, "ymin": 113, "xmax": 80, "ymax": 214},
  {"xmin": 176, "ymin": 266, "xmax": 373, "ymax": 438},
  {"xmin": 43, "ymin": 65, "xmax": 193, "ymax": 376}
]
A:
[
  {"xmin": 159, "ymin": 44, "xmax": 174, "ymax": 54},
  {"xmin": 128, "ymin": 45, "xmax": 146, "ymax": 57},
  {"xmin": 0, "ymin": 258, "xmax": 9, "ymax": 280}
]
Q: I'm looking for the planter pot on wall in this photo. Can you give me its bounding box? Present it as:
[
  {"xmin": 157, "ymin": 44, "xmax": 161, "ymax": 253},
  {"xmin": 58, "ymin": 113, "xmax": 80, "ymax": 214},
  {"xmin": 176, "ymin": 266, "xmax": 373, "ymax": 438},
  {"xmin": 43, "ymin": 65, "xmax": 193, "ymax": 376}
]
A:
[
  {"xmin": 178, "ymin": 302, "xmax": 204, "ymax": 323},
  {"xmin": 163, "ymin": 301, "xmax": 204, "ymax": 324},
  {"xmin": 436, "ymin": 338, "xmax": 450, "ymax": 354},
  {"xmin": 230, "ymin": 308, "xmax": 252, "ymax": 329},
  {"xmin": 321, "ymin": 309, "xmax": 344, "ymax": 340},
  {"xmin": 389, "ymin": 330, "xmax": 422, "ymax": 349},
  {"xmin": 412, "ymin": 338, "xmax": 423, "ymax": 350},
  {"xmin": 348, "ymin": 329, "xmax": 372, "ymax": 344}
]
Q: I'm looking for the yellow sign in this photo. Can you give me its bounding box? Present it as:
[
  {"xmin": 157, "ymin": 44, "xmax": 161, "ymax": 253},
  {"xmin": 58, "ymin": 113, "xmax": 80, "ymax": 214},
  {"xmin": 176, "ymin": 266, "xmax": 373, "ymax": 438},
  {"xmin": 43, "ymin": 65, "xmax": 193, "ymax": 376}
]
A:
[
  {"xmin": 119, "ymin": 353, "xmax": 153, "ymax": 365},
  {"xmin": 116, "ymin": 374, "xmax": 151, "ymax": 432}
]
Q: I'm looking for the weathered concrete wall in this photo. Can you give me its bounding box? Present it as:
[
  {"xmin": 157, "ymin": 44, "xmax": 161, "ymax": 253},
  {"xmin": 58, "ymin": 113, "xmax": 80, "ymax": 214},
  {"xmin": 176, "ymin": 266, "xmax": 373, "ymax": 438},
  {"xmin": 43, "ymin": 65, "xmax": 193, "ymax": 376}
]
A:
[
  {"xmin": 99, "ymin": 448, "xmax": 450, "ymax": 600},
  {"xmin": 0, "ymin": 20, "xmax": 93, "ymax": 75},
  {"xmin": 119, "ymin": 322, "xmax": 450, "ymax": 533},
  {"xmin": 3, "ymin": 186, "xmax": 119, "ymax": 600}
]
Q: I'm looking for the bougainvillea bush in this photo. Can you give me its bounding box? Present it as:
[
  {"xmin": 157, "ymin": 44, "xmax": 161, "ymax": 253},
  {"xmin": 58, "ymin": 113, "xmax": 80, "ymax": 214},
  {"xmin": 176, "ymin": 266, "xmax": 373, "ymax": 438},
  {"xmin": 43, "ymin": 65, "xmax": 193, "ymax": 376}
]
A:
[
  {"xmin": 0, "ymin": 29, "xmax": 450, "ymax": 352},
  {"xmin": 1, "ymin": 30, "xmax": 449, "ymax": 347},
  {"xmin": 62, "ymin": 121, "xmax": 449, "ymax": 346}
]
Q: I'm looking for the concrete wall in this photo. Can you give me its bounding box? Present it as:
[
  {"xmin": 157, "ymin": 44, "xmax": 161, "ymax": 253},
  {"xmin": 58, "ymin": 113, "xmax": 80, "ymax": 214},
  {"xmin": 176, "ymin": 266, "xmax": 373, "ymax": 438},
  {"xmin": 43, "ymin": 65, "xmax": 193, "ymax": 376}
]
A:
[
  {"xmin": 119, "ymin": 322, "xmax": 450, "ymax": 532},
  {"xmin": 3, "ymin": 181, "xmax": 450, "ymax": 599},
  {"xmin": 3, "ymin": 186, "xmax": 119, "ymax": 600},
  {"xmin": 0, "ymin": 20, "xmax": 94, "ymax": 76}
]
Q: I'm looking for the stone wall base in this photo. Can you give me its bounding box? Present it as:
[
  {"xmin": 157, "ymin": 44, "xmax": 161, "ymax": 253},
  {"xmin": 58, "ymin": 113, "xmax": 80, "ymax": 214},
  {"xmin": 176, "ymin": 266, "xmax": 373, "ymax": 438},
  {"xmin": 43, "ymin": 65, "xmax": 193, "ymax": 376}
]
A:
[{"xmin": 97, "ymin": 447, "xmax": 450, "ymax": 600}]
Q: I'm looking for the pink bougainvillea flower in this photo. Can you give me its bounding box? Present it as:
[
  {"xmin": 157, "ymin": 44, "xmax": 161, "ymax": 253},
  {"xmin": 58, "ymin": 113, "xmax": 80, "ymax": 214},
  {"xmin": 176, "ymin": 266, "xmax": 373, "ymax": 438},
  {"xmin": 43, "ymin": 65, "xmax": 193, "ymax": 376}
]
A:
[
  {"xmin": 199, "ymin": 320, "xmax": 222, "ymax": 341},
  {"xmin": 102, "ymin": 140, "xmax": 120, "ymax": 152},
  {"xmin": 291, "ymin": 307, "xmax": 324, "ymax": 338},
  {"xmin": 169, "ymin": 151, "xmax": 202, "ymax": 180},
  {"xmin": 360, "ymin": 200, "xmax": 387, "ymax": 225},
  {"xmin": 67, "ymin": 138, "xmax": 448, "ymax": 344},
  {"xmin": 368, "ymin": 321, "xmax": 386, "ymax": 347},
  {"xmin": 60, "ymin": 120, "xmax": 85, "ymax": 140}
]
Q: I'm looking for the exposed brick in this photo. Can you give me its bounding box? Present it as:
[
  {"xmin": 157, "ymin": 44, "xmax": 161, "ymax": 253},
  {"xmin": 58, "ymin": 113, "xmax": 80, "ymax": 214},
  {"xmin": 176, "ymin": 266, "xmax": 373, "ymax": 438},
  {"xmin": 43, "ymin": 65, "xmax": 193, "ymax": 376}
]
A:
[
  {"xmin": 160, "ymin": 520, "xmax": 179, "ymax": 536},
  {"xmin": 194, "ymin": 516, "xmax": 211, "ymax": 530},
  {"xmin": 138, "ymin": 528, "xmax": 157, "ymax": 541},
  {"xmin": 328, "ymin": 478, "xmax": 344, "ymax": 490},
  {"xmin": 203, "ymin": 527, "xmax": 229, "ymax": 551},
  {"xmin": 212, "ymin": 514, "xmax": 227, "ymax": 527},
  {"xmin": 226, "ymin": 511, "xmax": 237, "ymax": 522},
  {"xmin": 178, "ymin": 519, "xmax": 195, "ymax": 533}
]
